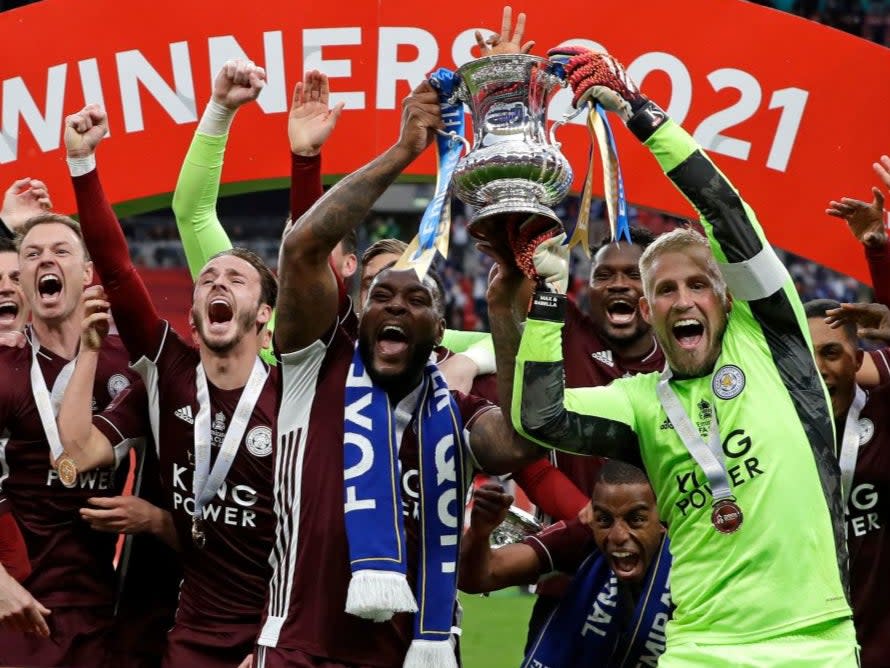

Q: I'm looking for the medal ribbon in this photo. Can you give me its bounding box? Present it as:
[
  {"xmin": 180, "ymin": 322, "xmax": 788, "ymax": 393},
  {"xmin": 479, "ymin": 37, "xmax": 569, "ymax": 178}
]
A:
[
  {"xmin": 569, "ymin": 104, "xmax": 631, "ymax": 254},
  {"xmin": 656, "ymin": 366, "xmax": 733, "ymax": 502},
  {"xmin": 192, "ymin": 356, "xmax": 268, "ymax": 523},
  {"xmin": 839, "ymin": 386, "xmax": 866, "ymax": 509},
  {"xmin": 394, "ymin": 68, "xmax": 464, "ymax": 279},
  {"xmin": 592, "ymin": 105, "xmax": 630, "ymax": 244},
  {"xmin": 29, "ymin": 327, "xmax": 78, "ymax": 460}
]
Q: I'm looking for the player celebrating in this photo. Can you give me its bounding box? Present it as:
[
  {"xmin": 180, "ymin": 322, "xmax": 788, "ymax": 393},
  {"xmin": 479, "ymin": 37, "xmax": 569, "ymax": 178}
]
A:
[
  {"xmin": 459, "ymin": 460, "xmax": 670, "ymax": 668},
  {"xmin": 254, "ymin": 80, "xmax": 538, "ymax": 668},
  {"xmin": 497, "ymin": 49, "xmax": 856, "ymax": 664},
  {"xmin": 0, "ymin": 212, "xmax": 137, "ymax": 667},
  {"xmin": 813, "ymin": 299, "xmax": 890, "ymax": 667},
  {"xmin": 61, "ymin": 98, "xmax": 280, "ymax": 668}
]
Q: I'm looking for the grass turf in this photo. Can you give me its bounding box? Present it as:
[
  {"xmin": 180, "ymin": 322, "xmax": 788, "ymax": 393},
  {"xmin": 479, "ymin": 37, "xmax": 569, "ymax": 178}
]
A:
[{"xmin": 459, "ymin": 589, "xmax": 535, "ymax": 667}]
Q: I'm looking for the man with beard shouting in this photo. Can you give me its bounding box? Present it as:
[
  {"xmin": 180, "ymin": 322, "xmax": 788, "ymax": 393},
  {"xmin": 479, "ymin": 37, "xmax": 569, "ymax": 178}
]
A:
[
  {"xmin": 253, "ymin": 80, "xmax": 539, "ymax": 668},
  {"xmin": 59, "ymin": 100, "xmax": 280, "ymax": 668}
]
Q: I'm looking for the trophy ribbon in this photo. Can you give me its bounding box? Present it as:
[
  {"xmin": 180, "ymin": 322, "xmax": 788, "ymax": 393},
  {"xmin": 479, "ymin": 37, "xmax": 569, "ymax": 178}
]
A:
[
  {"xmin": 395, "ymin": 68, "xmax": 466, "ymax": 279},
  {"xmin": 569, "ymin": 104, "xmax": 631, "ymax": 253}
]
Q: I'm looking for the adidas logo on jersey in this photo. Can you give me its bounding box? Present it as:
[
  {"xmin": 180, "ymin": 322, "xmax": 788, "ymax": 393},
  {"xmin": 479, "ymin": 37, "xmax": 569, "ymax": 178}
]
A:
[
  {"xmin": 591, "ymin": 350, "xmax": 614, "ymax": 367},
  {"xmin": 175, "ymin": 406, "xmax": 194, "ymax": 424}
]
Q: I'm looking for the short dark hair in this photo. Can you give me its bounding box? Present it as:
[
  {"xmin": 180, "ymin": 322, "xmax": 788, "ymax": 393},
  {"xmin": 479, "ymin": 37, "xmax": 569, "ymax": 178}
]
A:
[
  {"xmin": 339, "ymin": 229, "xmax": 358, "ymax": 257},
  {"xmin": 804, "ymin": 298, "xmax": 857, "ymax": 345},
  {"xmin": 0, "ymin": 237, "xmax": 17, "ymax": 254},
  {"xmin": 209, "ymin": 247, "xmax": 278, "ymax": 308},
  {"xmin": 597, "ymin": 459, "xmax": 650, "ymax": 488},
  {"xmin": 590, "ymin": 226, "xmax": 656, "ymax": 256},
  {"xmin": 362, "ymin": 238, "xmax": 408, "ymax": 267},
  {"xmin": 16, "ymin": 213, "xmax": 91, "ymax": 260},
  {"xmin": 373, "ymin": 261, "xmax": 445, "ymax": 319}
]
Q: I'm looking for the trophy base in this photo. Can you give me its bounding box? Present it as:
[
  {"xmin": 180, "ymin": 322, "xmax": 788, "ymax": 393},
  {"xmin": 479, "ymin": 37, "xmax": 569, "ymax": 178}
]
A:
[{"xmin": 466, "ymin": 179, "xmax": 564, "ymax": 242}]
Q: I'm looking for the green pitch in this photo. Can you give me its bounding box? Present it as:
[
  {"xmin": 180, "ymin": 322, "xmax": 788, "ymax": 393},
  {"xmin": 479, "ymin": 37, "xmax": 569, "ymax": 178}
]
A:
[{"xmin": 459, "ymin": 589, "xmax": 536, "ymax": 667}]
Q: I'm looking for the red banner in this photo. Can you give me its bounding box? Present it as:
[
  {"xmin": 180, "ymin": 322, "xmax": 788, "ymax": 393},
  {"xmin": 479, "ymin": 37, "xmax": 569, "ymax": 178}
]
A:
[{"xmin": 1, "ymin": 0, "xmax": 887, "ymax": 282}]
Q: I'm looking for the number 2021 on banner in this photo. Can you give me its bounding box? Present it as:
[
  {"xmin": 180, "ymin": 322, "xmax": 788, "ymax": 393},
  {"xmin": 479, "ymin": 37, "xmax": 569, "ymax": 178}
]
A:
[{"xmin": 549, "ymin": 41, "xmax": 808, "ymax": 173}]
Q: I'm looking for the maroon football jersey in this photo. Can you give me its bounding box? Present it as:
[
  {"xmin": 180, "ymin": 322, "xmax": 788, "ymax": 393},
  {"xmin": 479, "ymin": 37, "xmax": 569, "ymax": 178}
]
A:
[
  {"xmin": 869, "ymin": 347, "xmax": 890, "ymax": 387},
  {"xmin": 523, "ymin": 517, "xmax": 596, "ymax": 576},
  {"xmin": 0, "ymin": 331, "xmax": 136, "ymax": 609},
  {"xmin": 847, "ymin": 383, "xmax": 890, "ymax": 668},
  {"xmin": 259, "ymin": 324, "xmax": 494, "ymax": 667},
  {"xmin": 94, "ymin": 322, "xmax": 279, "ymax": 634},
  {"xmin": 556, "ymin": 299, "xmax": 663, "ymax": 498}
]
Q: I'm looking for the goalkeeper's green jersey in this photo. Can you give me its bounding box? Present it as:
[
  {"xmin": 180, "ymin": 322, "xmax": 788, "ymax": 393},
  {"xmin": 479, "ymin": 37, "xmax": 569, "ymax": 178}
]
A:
[{"xmin": 513, "ymin": 117, "xmax": 851, "ymax": 646}]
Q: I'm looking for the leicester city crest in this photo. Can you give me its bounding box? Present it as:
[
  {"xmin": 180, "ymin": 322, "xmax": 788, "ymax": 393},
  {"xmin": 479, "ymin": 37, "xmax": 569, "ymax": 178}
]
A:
[
  {"xmin": 107, "ymin": 373, "xmax": 131, "ymax": 399},
  {"xmin": 245, "ymin": 426, "xmax": 273, "ymax": 458},
  {"xmin": 712, "ymin": 365, "xmax": 745, "ymax": 400}
]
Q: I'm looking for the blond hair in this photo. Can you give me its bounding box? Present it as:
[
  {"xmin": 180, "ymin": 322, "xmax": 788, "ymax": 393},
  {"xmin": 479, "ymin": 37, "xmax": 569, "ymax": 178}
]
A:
[{"xmin": 639, "ymin": 227, "xmax": 727, "ymax": 302}]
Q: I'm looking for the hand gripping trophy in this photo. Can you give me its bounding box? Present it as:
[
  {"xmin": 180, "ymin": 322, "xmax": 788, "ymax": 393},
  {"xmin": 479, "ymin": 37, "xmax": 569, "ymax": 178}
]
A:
[{"xmin": 396, "ymin": 9, "xmax": 636, "ymax": 287}]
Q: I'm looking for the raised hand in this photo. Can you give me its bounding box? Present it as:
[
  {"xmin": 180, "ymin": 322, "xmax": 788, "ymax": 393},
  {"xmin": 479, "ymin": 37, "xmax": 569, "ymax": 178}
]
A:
[
  {"xmin": 875, "ymin": 155, "xmax": 890, "ymax": 190},
  {"xmin": 81, "ymin": 285, "xmax": 111, "ymax": 351},
  {"xmin": 64, "ymin": 104, "xmax": 109, "ymax": 158},
  {"xmin": 827, "ymin": 188, "xmax": 886, "ymax": 248},
  {"xmin": 0, "ymin": 178, "xmax": 52, "ymax": 231},
  {"xmin": 546, "ymin": 47, "xmax": 645, "ymax": 118},
  {"xmin": 825, "ymin": 302, "xmax": 890, "ymax": 342},
  {"xmin": 212, "ymin": 59, "xmax": 266, "ymax": 111},
  {"xmin": 469, "ymin": 482, "xmax": 514, "ymax": 537},
  {"xmin": 396, "ymin": 80, "xmax": 443, "ymax": 159},
  {"xmin": 289, "ymin": 70, "xmax": 345, "ymax": 157},
  {"xmin": 474, "ymin": 6, "xmax": 534, "ymax": 57}
]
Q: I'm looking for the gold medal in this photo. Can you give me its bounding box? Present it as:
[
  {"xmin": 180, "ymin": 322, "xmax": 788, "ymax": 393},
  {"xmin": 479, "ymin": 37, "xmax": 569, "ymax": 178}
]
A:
[{"xmin": 57, "ymin": 454, "xmax": 78, "ymax": 488}]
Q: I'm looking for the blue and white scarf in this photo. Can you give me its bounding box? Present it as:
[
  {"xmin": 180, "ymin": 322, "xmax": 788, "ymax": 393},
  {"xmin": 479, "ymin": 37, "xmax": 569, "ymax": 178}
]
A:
[
  {"xmin": 523, "ymin": 535, "xmax": 672, "ymax": 668},
  {"xmin": 343, "ymin": 344, "xmax": 466, "ymax": 668}
]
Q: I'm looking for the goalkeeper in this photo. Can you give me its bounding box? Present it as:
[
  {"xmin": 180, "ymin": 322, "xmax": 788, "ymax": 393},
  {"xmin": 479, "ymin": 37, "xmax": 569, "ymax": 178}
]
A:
[{"xmin": 487, "ymin": 48, "xmax": 857, "ymax": 665}]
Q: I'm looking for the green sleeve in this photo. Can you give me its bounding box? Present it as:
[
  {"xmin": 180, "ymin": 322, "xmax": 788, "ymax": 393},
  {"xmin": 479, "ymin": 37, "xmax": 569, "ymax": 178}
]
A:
[
  {"xmin": 642, "ymin": 119, "xmax": 805, "ymax": 336},
  {"xmin": 512, "ymin": 314, "xmax": 641, "ymax": 466},
  {"xmin": 171, "ymin": 131, "xmax": 234, "ymax": 280},
  {"xmin": 440, "ymin": 329, "xmax": 489, "ymax": 352},
  {"xmin": 171, "ymin": 130, "xmax": 278, "ymax": 366}
]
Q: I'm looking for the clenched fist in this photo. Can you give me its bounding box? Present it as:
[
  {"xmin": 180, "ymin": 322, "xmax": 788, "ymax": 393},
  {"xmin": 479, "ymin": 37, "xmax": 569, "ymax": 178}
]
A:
[
  {"xmin": 64, "ymin": 104, "xmax": 108, "ymax": 159},
  {"xmin": 212, "ymin": 59, "xmax": 266, "ymax": 111}
]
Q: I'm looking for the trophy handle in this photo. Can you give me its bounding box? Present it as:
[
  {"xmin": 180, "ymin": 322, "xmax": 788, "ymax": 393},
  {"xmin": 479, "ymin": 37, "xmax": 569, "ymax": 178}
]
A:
[
  {"xmin": 436, "ymin": 129, "xmax": 471, "ymax": 154},
  {"xmin": 548, "ymin": 102, "xmax": 591, "ymax": 149}
]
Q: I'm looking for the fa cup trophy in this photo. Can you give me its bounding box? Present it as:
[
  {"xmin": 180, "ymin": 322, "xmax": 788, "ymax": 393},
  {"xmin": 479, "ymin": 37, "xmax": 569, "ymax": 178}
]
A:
[{"xmin": 446, "ymin": 54, "xmax": 574, "ymax": 241}]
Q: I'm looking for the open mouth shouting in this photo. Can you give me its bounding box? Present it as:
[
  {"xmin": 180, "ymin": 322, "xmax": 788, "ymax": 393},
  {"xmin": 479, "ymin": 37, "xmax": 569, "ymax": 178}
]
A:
[
  {"xmin": 605, "ymin": 298, "xmax": 637, "ymax": 327},
  {"xmin": 608, "ymin": 549, "xmax": 642, "ymax": 579},
  {"xmin": 376, "ymin": 323, "xmax": 410, "ymax": 361},
  {"xmin": 37, "ymin": 273, "xmax": 63, "ymax": 307},
  {"xmin": 207, "ymin": 296, "xmax": 234, "ymax": 333},
  {"xmin": 672, "ymin": 318, "xmax": 704, "ymax": 350},
  {"xmin": 0, "ymin": 299, "xmax": 19, "ymax": 327}
]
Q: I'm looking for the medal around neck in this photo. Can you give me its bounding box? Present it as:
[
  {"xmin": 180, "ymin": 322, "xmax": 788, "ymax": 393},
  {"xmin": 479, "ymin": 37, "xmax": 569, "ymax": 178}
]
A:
[
  {"xmin": 711, "ymin": 498, "xmax": 743, "ymax": 534},
  {"xmin": 191, "ymin": 516, "xmax": 207, "ymax": 549},
  {"xmin": 56, "ymin": 453, "xmax": 78, "ymax": 488}
]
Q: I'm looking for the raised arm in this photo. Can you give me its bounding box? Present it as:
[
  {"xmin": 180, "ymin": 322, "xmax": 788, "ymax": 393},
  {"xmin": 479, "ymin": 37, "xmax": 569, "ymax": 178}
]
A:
[
  {"xmin": 65, "ymin": 105, "xmax": 164, "ymax": 361},
  {"xmin": 171, "ymin": 60, "xmax": 267, "ymax": 279},
  {"xmin": 288, "ymin": 70, "xmax": 342, "ymax": 220},
  {"xmin": 274, "ymin": 82, "xmax": 441, "ymax": 353},
  {"xmin": 458, "ymin": 483, "xmax": 543, "ymax": 594},
  {"xmin": 480, "ymin": 236, "xmax": 642, "ymax": 464}
]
